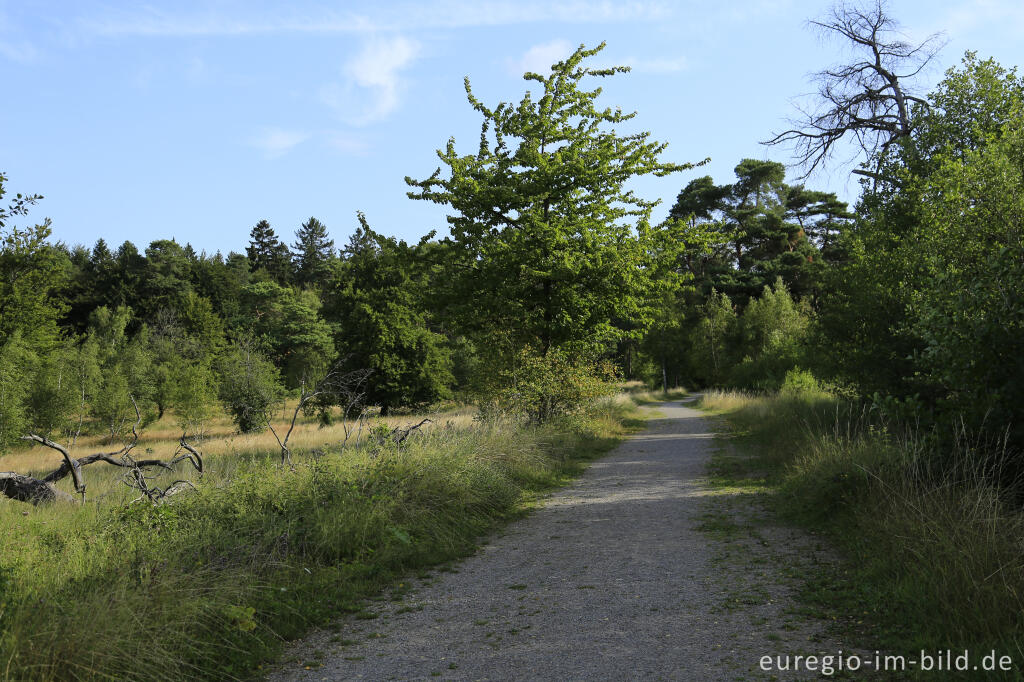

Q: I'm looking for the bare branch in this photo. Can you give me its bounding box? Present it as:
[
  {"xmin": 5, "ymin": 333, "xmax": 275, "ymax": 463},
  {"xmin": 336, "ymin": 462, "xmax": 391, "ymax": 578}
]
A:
[{"xmin": 765, "ymin": 0, "xmax": 946, "ymax": 177}]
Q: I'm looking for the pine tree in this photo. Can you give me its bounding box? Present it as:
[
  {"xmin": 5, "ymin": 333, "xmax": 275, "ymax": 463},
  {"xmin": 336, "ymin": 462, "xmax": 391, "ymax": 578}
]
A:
[
  {"xmin": 292, "ymin": 216, "xmax": 335, "ymax": 288},
  {"xmin": 246, "ymin": 219, "xmax": 291, "ymax": 284}
]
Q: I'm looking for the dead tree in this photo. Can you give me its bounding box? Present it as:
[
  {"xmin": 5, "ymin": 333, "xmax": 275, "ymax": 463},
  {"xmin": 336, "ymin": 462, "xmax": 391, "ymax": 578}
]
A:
[
  {"xmin": 764, "ymin": 0, "xmax": 945, "ymax": 177},
  {"xmin": 1, "ymin": 399, "xmax": 203, "ymax": 506},
  {"xmin": 266, "ymin": 363, "xmax": 372, "ymax": 467}
]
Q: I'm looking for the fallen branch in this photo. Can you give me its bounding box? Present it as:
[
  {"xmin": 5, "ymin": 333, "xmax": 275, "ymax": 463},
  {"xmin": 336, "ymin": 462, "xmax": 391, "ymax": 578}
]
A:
[{"xmin": 4, "ymin": 412, "xmax": 204, "ymax": 506}]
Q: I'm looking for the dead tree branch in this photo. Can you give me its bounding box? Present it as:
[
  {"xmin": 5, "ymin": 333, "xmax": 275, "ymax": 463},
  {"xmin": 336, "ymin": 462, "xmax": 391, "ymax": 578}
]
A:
[
  {"xmin": 267, "ymin": 362, "xmax": 372, "ymax": 466},
  {"xmin": 3, "ymin": 399, "xmax": 204, "ymax": 506},
  {"xmin": 764, "ymin": 0, "xmax": 946, "ymax": 176}
]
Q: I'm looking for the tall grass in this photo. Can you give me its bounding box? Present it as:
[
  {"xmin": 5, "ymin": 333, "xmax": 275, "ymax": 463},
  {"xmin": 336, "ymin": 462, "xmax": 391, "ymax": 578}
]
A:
[
  {"xmin": 0, "ymin": 397, "xmax": 637, "ymax": 681},
  {"xmin": 701, "ymin": 388, "xmax": 1024, "ymax": 669}
]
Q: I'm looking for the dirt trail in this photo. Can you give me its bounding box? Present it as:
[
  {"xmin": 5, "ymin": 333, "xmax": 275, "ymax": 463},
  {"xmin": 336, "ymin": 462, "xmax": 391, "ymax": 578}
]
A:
[{"xmin": 268, "ymin": 400, "xmax": 846, "ymax": 681}]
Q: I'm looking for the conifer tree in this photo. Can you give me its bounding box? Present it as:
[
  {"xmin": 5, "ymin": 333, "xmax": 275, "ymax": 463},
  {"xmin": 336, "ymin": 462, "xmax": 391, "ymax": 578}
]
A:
[
  {"xmin": 292, "ymin": 216, "xmax": 335, "ymax": 288},
  {"xmin": 246, "ymin": 219, "xmax": 291, "ymax": 284}
]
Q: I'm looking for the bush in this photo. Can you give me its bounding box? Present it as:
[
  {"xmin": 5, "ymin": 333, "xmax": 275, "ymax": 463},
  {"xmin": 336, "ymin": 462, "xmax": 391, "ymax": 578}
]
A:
[
  {"xmin": 477, "ymin": 348, "xmax": 617, "ymax": 423},
  {"xmin": 216, "ymin": 343, "xmax": 284, "ymax": 432}
]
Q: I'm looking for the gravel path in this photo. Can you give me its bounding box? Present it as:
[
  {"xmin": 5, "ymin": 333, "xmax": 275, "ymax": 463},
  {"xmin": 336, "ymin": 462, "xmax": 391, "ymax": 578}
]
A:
[{"xmin": 268, "ymin": 400, "xmax": 847, "ymax": 681}]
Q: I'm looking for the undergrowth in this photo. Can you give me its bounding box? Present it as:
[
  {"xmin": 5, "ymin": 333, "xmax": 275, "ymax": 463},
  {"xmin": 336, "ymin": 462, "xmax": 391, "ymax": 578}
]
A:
[
  {"xmin": 699, "ymin": 388, "xmax": 1024, "ymax": 680},
  {"xmin": 0, "ymin": 397, "xmax": 640, "ymax": 681}
]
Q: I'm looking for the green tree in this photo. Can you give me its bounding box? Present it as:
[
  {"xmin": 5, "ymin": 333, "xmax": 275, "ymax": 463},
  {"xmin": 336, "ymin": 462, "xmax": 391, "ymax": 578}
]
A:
[
  {"xmin": 239, "ymin": 281, "xmax": 335, "ymax": 388},
  {"xmin": 292, "ymin": 216, "xmax": 335, "ymax": 288},
  {"xmin": 665, "ymin": 161, "xmax": 848, "ymax": 307},
  {"xmin": 0, "ymin": 173, "xmax": 68, "ymax": 349},
  {"xmin": 0, "ymin": 334, "xmax": 34, "ymax": 450},
  {"xmin": 727, "ymin": 279, "xmax": 810, "ymax": 390},
  {"xmin": 216, "ymin": 340, "xmax": 284, "ymax": 433},
  {"xmin": 686, "ymin": 290, "xmax": 737, "ymax": 386},
  {"xmin": 325, "ymin": 215, "xmax": 452, "ymax": 415},
  {"xmin": 818, "ymin": 54, "xmax": 1024, "ymax": 399},
  {"xmin": 86, "ymin": 306, "xmax": 157, "ymax": 440},
  {"xmin": 406, "ymin": 42, "xmax": 699, "ymax": 359},
  {"xmin": 139, "ymin": 239, "xmax": 194, "ymax": 320},
  {"xmin": 246, "ymin": 219, "xmax": 292, "ymax": 284}
]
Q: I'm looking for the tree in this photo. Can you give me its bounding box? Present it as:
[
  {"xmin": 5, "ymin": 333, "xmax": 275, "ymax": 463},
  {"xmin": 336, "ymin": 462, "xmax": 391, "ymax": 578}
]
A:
[
  {"xmin": 292, "ymin": 216, "xmax": 335, "ymax": 288},
  {"xmin": 216, "ymin": 340, "xmax": 284, "ymax": 433},
  {"xmin": 406, "ymin": 42, "xmax": 701, "ymax": 359},
  {"xmin": 764, "ymin": 0, "xmax": 945, "ymax": 176},
  {"xmin": 0, "ymin": 172, "xmax": 68, "ymax": 349},
  {"xmin": 687, "ymin": 290, "xmax": 737, "ymax": 387},
  {"xmin": 325, "ymin": 215, "xmax": 452, "ymax": 415},
  {"xmin": 664, "ymin": 160, "xmax": 847, "ymax": 305},
  {"xmin": 817, "ymin": 54, "xmax": 1024, "ymax": 399},
  {"xmin": 139, "ymin": 239, "xmax": 194, "ymax": 320},
  {"xmin": 239, "ymin": 281, "xmax": 335, "ymax": 388},
  {"xmin": 246, "ymin": 219, "xmax": 292, "ymax": 284}
]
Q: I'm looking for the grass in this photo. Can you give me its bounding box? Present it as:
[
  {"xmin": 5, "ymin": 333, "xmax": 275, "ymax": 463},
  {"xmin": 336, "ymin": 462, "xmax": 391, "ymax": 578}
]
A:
[
  {"xmin": 698, "ymin": 388, "xmax": 1024, "ymax": 680},
  {"xmin": 0, "ymin": 395, "xmax": 641, "ymax": 681}
]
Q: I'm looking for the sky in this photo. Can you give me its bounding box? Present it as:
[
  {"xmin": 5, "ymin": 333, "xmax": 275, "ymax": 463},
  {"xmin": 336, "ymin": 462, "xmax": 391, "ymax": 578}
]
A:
[{"xmin": 1, "ymin": 0, "xmax": 1022, "ymax": 255}]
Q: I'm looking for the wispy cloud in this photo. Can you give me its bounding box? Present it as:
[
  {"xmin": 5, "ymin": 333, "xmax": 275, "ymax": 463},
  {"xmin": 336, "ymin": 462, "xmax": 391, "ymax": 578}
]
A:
[
  {"xmin": 321, "ymin": 36, "xmax": 420, "ymax": 126},
  {"xmin": 509, "ymin": 39, "xmax": 574, "ymax": 76},
  {"xmin": 75, "ymin": 1, "xmax": 671, "ymax": 38},
  {"xmin": 0, "ymin": 38, "xmax": 38, "ymax": 62},
  {"xmin": 325, "ymin": 132, "xmax": 370, "ymax": 155},
  {"xmin": 248, "ymin": 127, "xmax": 310, "ymax": 158}
]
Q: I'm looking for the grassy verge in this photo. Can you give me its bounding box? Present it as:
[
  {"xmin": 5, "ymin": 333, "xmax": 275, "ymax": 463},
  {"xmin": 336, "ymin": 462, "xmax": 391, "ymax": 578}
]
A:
[
  {"xmin": 698, "ymin": 388, "xmax": 1024, "ymax": 679},
  {"xmin": 0, "ymin": 396, "xmax": 643, "ymax": 681}
]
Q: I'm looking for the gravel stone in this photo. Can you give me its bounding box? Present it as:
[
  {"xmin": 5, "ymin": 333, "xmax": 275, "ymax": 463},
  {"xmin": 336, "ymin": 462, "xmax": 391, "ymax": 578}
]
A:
[{"xmin": 267, "ymin": 400, "xmax": 849, "ymax": 681}]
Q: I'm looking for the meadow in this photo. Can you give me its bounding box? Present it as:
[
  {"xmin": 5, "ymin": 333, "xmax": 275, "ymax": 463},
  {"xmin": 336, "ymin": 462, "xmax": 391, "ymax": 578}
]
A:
[
  {"xmin": 699, "ymin": 388, "xmax": 1024, "ymax": 670},
  {"xmin": 0, "ymin": 395, "xmax": 640, "ymax": 681}
]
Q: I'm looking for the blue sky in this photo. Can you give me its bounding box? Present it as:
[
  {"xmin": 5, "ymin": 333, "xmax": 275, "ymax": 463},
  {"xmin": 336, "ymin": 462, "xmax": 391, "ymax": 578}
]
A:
[{"xmin": 2, "ymin": 0, "xmax": 1022, "ymax": 255}]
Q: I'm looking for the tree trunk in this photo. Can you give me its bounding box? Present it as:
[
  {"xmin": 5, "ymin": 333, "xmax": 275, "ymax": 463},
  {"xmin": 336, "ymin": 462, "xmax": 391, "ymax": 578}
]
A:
[{"xmin": 0, "ymin": 473, "xmax": 75, "ymax": 505}]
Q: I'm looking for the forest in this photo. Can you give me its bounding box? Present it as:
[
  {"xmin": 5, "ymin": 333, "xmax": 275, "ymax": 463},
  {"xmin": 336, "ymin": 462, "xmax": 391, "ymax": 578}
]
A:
[
  {"xmin": 1, "ymin": 3, "xmax": 1023, "ymax": 679},
  {"xmin": 3, "ymin": 42, "xmax": 1021, "ymax": 473}
]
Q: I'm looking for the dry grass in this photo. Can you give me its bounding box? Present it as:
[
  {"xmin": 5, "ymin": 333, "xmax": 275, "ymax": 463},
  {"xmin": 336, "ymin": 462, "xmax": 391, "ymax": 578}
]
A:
[
  {"xmin": 0, "ymin": 395, "xmax": 638, "ymax": 681},
  {"xmin": 0, "ymin": 402, "xmax": 477, "ymax": 479}
]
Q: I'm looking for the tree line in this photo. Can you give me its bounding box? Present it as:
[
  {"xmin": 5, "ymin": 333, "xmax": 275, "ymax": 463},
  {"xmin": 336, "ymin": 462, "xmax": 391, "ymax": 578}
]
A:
[{"xmin": 2, "ymin": 22, "xmax": 1022, "ymax": 482}]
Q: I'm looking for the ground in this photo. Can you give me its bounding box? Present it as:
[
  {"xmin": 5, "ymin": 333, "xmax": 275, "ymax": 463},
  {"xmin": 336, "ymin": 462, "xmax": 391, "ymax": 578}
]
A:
[{"xmin": 267, "ymin": 400, "xmax": 859, "ymax": 681}]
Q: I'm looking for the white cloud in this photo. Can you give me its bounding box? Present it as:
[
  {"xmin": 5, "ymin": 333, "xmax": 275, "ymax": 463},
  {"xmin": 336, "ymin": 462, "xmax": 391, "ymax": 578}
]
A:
[
  {"xmin": 322, "ymin": 36, "xmax": 420, "ymax": 126},
  {"xmin": 509, "ymin": 39, "xmax": 574, "ymax": 76},
  {"xmin": 249, "ymin": 127, "xmax": 310, "ymax": 158},
  {"xmin": 0, "ymin": 40, "xmax": 36, "ymax": 61},
  {"xmin": 75, "ymin": 2, "xmax": 672, "ymax": 38},
  {"xmin": 325, "ymin": 132, "xmax": 370, "ymax": 155}
]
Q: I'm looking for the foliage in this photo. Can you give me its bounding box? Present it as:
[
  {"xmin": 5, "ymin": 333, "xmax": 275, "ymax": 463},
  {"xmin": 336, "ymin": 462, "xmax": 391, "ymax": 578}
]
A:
[
  {"xmin": 292, "ymin": 216, "xmax": 336, "ymax": 288},
  {"xmin": 240, "ymin": 281, "xmax": 336, "ymax": 389},
  {"xmin": 477, "ymin": 348, "xmax": 617, "ymax": 423},
  {"xmin": 246, "ymin": 219, "xmax": 292, "ymax": 285},
  {"xmin": 325, "ymin": 214, "xmax": 452, "ymax": 414},
  {"xmin": 406, "ymin": 42, "xmax": 698, "ymax": 356},
  {"xmin": 216, "ymin": 341, "xmax": 284, "ymax": 433},
  {"xmin": 0, "ymin": 334, "xmax": 34, "ymax": 449},
  {"xmin": 0, "ymin": 172, "xmax": 68, "ymax": 349}
]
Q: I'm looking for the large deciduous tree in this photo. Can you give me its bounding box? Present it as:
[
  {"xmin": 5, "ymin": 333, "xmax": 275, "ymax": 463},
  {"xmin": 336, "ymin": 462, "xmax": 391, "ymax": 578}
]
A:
[
  {"xmin": 0, "ymin": 172, "xmax": 68, "ymax": 349},
  {"xmin": 406, "ymin": 42, "xmax": 701, "ymax": 359}
]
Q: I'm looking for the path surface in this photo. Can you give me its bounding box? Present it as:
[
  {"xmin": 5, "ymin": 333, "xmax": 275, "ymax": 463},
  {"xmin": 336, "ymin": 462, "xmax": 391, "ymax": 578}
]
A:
[{"xmin": 268, "ymin": 400, "xmax": 845, "ymax": 681}]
